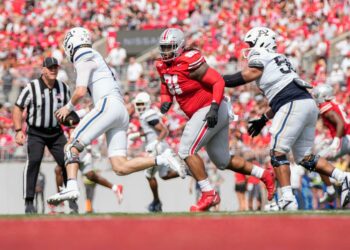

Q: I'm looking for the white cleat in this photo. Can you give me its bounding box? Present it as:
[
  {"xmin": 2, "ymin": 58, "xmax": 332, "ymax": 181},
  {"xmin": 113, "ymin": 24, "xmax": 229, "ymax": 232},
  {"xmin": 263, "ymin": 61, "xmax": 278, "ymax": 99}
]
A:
[
  {"xmin": 47, "ymin": 188, "xmax": 80, "ymax": 206},
  {"xmin": 265, "ymin": 197, "xmax": 298, "ymax": 211},
  {"xmin": 160, "ymin": 149, "xmax": 187, "ymax": 179},
  {"xmin": 341, "ymin": 174, "xmax": 350, "ymax": 208}
]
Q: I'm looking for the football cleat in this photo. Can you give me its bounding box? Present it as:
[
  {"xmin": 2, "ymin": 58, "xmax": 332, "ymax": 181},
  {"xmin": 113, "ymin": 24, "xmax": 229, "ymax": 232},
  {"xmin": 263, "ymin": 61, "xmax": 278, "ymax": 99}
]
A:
[
  {"xmin": 190, "ymin": 190, "xmax": 221, "ymax": 212},
  {"xmin": 265, "ymin": 197, "xmax": 298, "ymax": 211},
  {"xmin": 114, "ymin": 185, "xmax": 124, "ymax": 204},
  {"xmin": 159, "ymin": 149, "xmax": 187, "ymax": 179},
  {"xmin": 148, "ymin": 200, "xmax": 162, "ymax": 212},
  {"xmin": 260, "ymin": 170, "xmax": 275, "ymax": 201},
  {"xmin": 68, "ymin": 199, "xmax": 79, "ymax": 214},
  {"xmin": 47, "ymin": 188, "xmax": 79, "ymax": 205},
  {"xmin": 341, "ymin": 174, "xmax": 350, "ymax": 208},
  {"xmin": 319, "ymin": 191, "xmax": 336, "ymax": 204}
]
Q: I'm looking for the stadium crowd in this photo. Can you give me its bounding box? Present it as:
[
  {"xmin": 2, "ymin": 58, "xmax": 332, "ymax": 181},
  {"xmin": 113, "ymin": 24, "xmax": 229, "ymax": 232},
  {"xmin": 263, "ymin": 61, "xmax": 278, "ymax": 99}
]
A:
[{"xmin": 0, "ymin": 0, "xmax": 350, "ymax": 211}]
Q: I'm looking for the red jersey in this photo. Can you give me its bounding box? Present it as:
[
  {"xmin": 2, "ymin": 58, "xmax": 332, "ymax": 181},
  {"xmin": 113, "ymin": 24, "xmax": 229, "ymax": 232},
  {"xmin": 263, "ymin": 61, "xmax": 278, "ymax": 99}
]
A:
[
  {"xmin": 319, "ymin": 101, "xmax": 350, "ymax": 137},
  {"xmin": 156, "ymin": 49, "xmax": 222, "ymax": 118}
]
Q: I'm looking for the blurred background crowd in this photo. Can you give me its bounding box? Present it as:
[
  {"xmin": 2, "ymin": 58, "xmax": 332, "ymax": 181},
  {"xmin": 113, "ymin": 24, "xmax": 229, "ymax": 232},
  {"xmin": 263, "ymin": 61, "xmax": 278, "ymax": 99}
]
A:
[{"xmin": 0, "ymin": 0, "xmax": 350, "ymax": 211}]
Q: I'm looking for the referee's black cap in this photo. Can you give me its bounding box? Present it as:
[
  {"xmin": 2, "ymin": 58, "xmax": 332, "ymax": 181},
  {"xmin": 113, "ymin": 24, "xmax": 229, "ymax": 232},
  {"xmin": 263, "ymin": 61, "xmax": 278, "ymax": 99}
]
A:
[{"xmin": 43, "ymin": 57, "xmax": 59, "ymax": 68}]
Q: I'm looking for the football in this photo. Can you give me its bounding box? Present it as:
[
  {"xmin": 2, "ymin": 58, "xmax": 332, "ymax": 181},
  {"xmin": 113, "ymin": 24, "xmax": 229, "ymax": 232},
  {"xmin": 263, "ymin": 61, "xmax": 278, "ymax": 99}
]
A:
[{"xmin": 58, "ymin": 110, "xmax": 80, "ymax": 127}]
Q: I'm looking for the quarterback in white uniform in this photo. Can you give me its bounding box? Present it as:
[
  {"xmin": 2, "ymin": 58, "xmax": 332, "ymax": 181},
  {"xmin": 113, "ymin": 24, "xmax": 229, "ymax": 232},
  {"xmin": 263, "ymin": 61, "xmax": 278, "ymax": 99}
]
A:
[
  {"xmin": 224, "ymin": 27, "xmax": 350, "ymax": 210},
  {"xmin": 48, "ymin": 27, "xmax": 184, "ymax": 204},
  {"xmin": 129, "ymin": 92, "xmax": 183, "ymax": 212}
]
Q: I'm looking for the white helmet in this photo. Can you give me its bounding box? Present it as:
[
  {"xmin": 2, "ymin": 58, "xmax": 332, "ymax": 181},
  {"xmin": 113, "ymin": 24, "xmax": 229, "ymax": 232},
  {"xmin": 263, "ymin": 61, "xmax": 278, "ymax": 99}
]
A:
[
  {"xmin": 244, "ymin": 27, "xmax": 277, "ymax": 53},
  {"xmin": 133, "ymin": 92, "xmax": 151, "ymax": 115},
  {"xmin": 312, "ymin": 84, "xmax": 334, "ymax": 104},
  {"xmin": 159, "ymin": 28, "xmax": 185, "ymax": 62},
  {"xmin": 63, "ymin": 27, "xmax": 92, "ymax": 62}
]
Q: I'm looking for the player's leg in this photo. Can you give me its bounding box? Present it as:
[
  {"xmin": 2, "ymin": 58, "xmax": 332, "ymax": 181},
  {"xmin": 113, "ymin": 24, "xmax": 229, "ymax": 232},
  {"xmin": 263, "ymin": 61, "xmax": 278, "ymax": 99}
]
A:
[
  {"xmin": 178, "ymin": 102, "xmax": 230, "ymax": 211},
  {"xmin": 294, "ymin": 100, "xmax": 350, "ymax": 208},
  {"xmin": 145, "ymin": 167, "xmax": 162, "ymax": 212},
  {"xmin": 319, "ymin": 174, "xmax": 336, "ymax": 204},
  {"xmin": 108, "ymin": 127, "xmax": 183, "ymax": 176},
  {"xmin": 24, "ymin": 134, "xmax": 46, "ymax": 214},
  {"xmin": 84, "ymin": 170, "xmax": 123, "ymax": 204},
  {"xmin": 268, "ymin": 101, "xmax": 307, "ymax": 210},
  {"xmin": 47, "ymin": 98, "xmax": 114, "ymax": 204}
]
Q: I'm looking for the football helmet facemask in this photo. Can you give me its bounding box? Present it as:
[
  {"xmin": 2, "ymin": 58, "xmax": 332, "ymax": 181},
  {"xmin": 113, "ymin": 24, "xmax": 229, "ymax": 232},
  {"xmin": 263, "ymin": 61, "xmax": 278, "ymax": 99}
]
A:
[
  {"xmin": 159, "ymin": 28, "xmax": 185, "ymax": 62},
  {"xmin": 133, "ymin": 92, "xmax": 151, "ymax": 115}
]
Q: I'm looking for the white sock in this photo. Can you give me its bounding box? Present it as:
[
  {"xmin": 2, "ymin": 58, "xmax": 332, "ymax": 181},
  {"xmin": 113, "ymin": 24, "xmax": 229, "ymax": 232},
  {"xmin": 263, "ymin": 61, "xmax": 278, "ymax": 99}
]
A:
[
  {"xmin": 67, "ymin": 179, "xmax": 78, "ymax": 191},
  {"xmin": 112, "ymin": 184, "xmax": 118, "ymax": 192},
  {"xmin": 326, "ymin": 185, "xmax": 335, "ymax": 195},
  {"xmin": 251, "ymin": 165, "xmax": 265, "ymax": 179},
  {"xmin": 331, "ymin": 168, "xmax": 345, "ymax": 183},
  {"xmin": 198, "ymin": 178, "xmax": 213, "ymax": 192},
  {"xmin": 281, "ymin": 186, "xmax": 294, "ymax": 199}
]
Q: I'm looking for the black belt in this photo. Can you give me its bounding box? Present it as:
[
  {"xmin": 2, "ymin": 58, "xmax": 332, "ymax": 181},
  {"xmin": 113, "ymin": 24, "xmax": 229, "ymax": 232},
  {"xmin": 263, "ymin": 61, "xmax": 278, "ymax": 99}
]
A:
[{"xmin": 27, "ymin": 126, "xmax": 62, "ymax": 136}]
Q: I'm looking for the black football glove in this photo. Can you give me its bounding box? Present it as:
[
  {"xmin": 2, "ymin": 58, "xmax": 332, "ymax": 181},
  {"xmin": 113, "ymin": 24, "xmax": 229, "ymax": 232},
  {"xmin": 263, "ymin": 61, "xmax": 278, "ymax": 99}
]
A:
[
  {"xmin": 160, "ymin": 102, "xmax": 172, "ymax": 114},
  {"xmin": 248, "ymin": 114, "xmax": 268, "ymax": 137},
  {"xmin": 204, "ymin": 102, "xmax": 220, "ymax": 128},
  {"xmin": 60, "ymin": 111, "xmax": 80, "ymax": 127}
]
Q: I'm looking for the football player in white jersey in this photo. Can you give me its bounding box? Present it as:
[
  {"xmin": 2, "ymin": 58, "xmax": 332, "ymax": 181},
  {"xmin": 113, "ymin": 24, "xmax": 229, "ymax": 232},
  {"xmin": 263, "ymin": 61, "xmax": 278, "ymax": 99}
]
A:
[
  {"xmin": 129, "ymin": 92, "xmax": 183, "ymax": 212},
  {"xmin": 47, "ymin": 27, "xmax": 184, "ymax": 205},
  {"xmin": 224, "ymin": 27, "xmax": 350, "ymax": 210}
]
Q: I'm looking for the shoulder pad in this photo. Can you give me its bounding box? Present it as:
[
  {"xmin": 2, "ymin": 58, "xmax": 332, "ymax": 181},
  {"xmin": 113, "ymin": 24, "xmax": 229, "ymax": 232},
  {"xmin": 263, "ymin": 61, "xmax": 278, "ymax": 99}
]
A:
[
  {"xmin": 178, "ymin": 50, "xmax": 205, "ymax": 70},
  {"xmin": 74, "ymin": 49, "xmax": 94, "ymax": 63},
  {"xmin": 141, "ymin": 109, "xmax": 159, "ymax": 120},
  {"xmin": 248, "ymin": 59, "xmax": 264, "ymax": 68}
]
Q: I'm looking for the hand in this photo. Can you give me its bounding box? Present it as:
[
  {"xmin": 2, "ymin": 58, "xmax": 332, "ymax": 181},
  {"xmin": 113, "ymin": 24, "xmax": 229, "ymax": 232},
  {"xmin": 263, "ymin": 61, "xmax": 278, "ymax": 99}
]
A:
[
  {"xmin": 55, "ymin": 106, "xmax": 71, "ymax": 122},
  {"xmin": 15, "ymin": 131, "xmax": 25, "ymax": 146},
  {"xmin": 248, "ymin": 114, "xmax": 268, "ymax": 137},
  {"xmin": 327, "ymin": 137, "xmax": 342, "ymax": 158},
  {"xmin": 146, "ymin": 140, "xmax": 159, "ymax": 153},
  {"xmin": 160, "ymin": 102, "xmax": 172, "ymax": 114},
  {"xmin": 204, "ymin": 102, "xmax": 219, "ymax": 128}
]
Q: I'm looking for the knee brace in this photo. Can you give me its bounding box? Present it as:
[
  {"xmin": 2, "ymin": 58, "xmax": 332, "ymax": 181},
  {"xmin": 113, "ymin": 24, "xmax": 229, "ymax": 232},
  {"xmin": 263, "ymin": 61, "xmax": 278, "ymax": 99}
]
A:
[
  {"xmin": 270, "ymin": 151, "xmax": 290, "ymax": 167},
  {"xmin": 64, "ymin": 140, "xmax": 85, "ymax": 166},
  {"xmin": 299, "ymin": 154, "xmax": 319, "ymax": 172}
]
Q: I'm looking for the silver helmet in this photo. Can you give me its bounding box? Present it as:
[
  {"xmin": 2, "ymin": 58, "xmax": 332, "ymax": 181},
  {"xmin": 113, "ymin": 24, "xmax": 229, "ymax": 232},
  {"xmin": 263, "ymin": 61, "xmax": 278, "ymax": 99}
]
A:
[
  {"xmin": 312, "ymin": 84, "xmax": 334, "ymax": 104},
  {"xmin": 159, "ymin": 28, "xmax": 185, "ymax": 62}
]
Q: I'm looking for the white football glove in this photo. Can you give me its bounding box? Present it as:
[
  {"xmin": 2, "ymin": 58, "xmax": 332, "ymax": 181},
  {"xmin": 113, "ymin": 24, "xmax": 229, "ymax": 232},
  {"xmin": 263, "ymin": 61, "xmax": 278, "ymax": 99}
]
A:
[
  {"xmin": 128, "ymin": 132, "xmax": 141, "ymax": 141},
  {"xmin": 327, "ymin": 137, "xmax": 342, "ymax": 158},
  {"xmin": 145, "ymin": 140, "xmax": 159, "ymax": 154}
]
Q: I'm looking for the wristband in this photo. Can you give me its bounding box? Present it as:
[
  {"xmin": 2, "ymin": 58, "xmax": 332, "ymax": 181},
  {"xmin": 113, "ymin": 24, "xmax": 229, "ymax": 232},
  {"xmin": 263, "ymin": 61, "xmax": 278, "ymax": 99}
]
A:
[
  {"xmin": 15, "ymin": 128, "xmax": 22, "ymax": 132},
  {"xmin": 65, "ymin": 100, "xmax": 75, "ymax": 112}
]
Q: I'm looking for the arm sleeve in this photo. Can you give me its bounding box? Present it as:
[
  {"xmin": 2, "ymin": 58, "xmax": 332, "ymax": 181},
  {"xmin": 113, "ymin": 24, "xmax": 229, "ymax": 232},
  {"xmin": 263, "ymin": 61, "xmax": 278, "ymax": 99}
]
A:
[
  {"xmin": 75, "ymin": 59, "xmax": 98, "ymax": 87},
  {"xmin": 160, "ymin": 82, "xmax": 172, "ymax": 103},
  {"xmin": 15, "ymin": 84, "xmax": 31, "ymax": 109},
  {"xmin": 201, "ymin": 67, "xmax": 224, "ymax": 104}
]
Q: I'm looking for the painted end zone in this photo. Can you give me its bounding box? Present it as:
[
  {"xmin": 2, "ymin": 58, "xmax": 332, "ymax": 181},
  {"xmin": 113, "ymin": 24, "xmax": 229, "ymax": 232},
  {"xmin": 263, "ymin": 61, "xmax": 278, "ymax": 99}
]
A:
[{"xmin": 0, "ymin": 216, "xmax": 349, "ymax": 250}]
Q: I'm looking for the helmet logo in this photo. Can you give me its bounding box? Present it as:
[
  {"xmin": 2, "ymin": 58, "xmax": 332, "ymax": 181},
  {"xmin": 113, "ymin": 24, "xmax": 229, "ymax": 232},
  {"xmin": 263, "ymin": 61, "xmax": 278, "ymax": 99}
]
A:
[{"xmin": 64, "ymin": 32, "xmax": 73, "ymax": 48}]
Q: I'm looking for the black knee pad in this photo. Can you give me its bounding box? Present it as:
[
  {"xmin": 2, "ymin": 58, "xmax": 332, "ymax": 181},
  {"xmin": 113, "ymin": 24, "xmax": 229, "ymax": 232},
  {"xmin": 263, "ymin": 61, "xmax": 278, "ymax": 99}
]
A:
[
  {"xmin": 299, "ymin": 154, "xmax": 319, "ymax": 172},
  {"xmin": 270, "ymin": 151, "xmax": 290, "ymax": 168}
]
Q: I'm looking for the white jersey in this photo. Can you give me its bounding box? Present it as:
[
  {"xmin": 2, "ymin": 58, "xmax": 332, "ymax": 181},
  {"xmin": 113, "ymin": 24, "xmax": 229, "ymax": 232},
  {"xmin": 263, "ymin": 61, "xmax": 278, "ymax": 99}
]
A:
[
  {"xmin": 73, "ymin": 48, "xmax": 123, "ymax": 104},
  {"xmin": 247, "ymin": 48, "xmax": 298, "ymax": 103},
  {"xmin": 140, "ymin": 109, "xmax": 161, "ymax": 144}
]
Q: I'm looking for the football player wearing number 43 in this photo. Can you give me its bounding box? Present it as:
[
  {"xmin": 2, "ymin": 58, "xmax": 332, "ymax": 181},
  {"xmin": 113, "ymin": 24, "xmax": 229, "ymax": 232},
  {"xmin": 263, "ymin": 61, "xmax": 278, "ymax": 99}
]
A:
[
  {"xmin": 223, "ymin": 27, "xmax": 350, "ymax": 210},
  {"xmin": 156, "ymin": 28, "xmax": 275, "ymax": 212}
]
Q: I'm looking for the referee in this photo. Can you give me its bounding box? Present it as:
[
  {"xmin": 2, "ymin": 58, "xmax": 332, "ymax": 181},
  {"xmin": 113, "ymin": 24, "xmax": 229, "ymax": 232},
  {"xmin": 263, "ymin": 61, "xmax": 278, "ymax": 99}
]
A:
[{"xmin": 13, "ymin": 57, "xmax": 71, "ymax": 214}]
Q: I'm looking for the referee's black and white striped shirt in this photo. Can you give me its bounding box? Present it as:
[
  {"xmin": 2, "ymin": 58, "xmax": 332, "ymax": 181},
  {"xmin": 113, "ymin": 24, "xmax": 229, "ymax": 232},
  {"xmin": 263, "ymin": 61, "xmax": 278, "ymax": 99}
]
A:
[{"xmin": 15, "ymin": 76, "xmax": 70, "ymax": 128}]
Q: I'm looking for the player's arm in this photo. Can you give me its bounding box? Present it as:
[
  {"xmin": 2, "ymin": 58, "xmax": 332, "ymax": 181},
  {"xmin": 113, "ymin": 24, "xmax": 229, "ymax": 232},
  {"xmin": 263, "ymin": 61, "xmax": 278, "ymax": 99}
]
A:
[
  {"xmin": 159, "ymin": 74, "xmax": 173, "ymax": 114},
  {"xmin": 151, "ymin": 120, "xmax": 169, "ymax": 141},
  {"xmin": 248, "ymin": 108, "xmax": 274, "ymax": 137},
  {"xmin": 190, "ymin": 62, "xmax": 225, "ymax": 128},
  {"xmin": 223, "ymin": 67, "xmax": 263, "ymax": 88},
  {"xmin": 323, "ymin": 110, "xmax": 345, "ymax": 138}
]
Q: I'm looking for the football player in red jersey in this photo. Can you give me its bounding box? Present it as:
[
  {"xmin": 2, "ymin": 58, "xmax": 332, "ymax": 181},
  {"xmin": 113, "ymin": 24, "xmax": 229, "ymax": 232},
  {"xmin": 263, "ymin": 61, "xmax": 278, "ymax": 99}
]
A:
[
  {"xmin": 156, "ymin": 28, "xmax": 275, "ymax": 212},
  {"xmin": 313, "ymin": 84, "xmax": 350, "ymax": 205}
]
